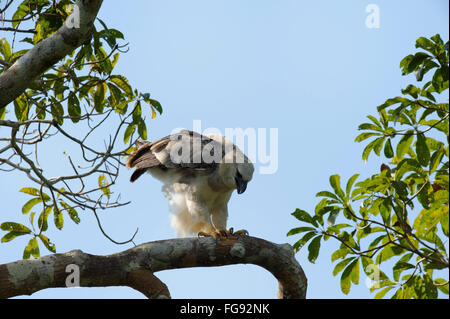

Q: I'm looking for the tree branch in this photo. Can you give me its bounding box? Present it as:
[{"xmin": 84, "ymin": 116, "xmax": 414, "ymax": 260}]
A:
[
  {"xmin": 0, "ymin": 236, "xmax": 307, "ymax": 299},
  {"xmin": 0, "ymin": 0, "xmax": 104, "ymax": 108}
]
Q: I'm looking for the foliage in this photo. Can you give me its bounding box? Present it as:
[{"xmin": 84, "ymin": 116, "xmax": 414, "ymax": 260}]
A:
[
  {"xmin": 288, "ymin": 35, "xmax": 449, "ymax": 299},
  {"xmin": 0, "ymin": 1, "xmax": 162, "ymax": 258}
]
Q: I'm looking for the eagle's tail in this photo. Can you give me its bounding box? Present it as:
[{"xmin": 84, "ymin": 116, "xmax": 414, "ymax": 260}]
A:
[
  {"xmin": 129, "ymin": 169, "xmax": 147, "ymax": 182},
  {"xmin": 126, "ymin": 140, "xmax": 158, "ymax": 182}
]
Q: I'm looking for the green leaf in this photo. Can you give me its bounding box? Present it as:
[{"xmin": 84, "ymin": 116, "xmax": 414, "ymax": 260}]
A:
[
  {"xmin": 367, "ymin": 115, "xmax": 382, "ymax": 128},
  {"xmin": 441, "ymin": 209, "xmax": 449, "ymax": 237},
  {"xmin": 327, "ymin": 209, "xmax": 340, "ymax": 226},
  {"xmin": 316, "ymin": 191, "xmax": 340, "ymax": 201},
  {"xmin": 432, "ymin": 68, "xmax": 446, "ymax": 93},
  {"xmin": 358, "ymin": 123, "xmax": 381, "ymax": 132},
  {"xmin": 98, "ymin": 174, "xmax": 111, "ymax": 199},
  {"xmin": 38, "ymin": 234, "xmax": 56, "ymax": 253},
  {"xmin": 393, "ymin": 262, "xmax": 415, "ymax": 282},
  {"xmin": 38, "ymin": 206, "xmax": 52, "ymax": 232},
  {"xmin": 50, "ymin": 100, "xmax": 64, "ymax": 125},
  {"xmin": 286, "ymin": 226, "xmax": 316, "ymax": 236},
  {"xmin": 376, "ymin": 245, "xmax": 404, "ymax": 264},
  {"xmin": 351, "ymin": 258, "xmax": 360, "ymax": 285},
  {"xmin": 53, "ymin": 206, "xmax": 64, "ymax": 230},
  {"xmin": 68, "ymin": 93, "xmax": 81, "ymax": 123},
  {"xmin": 142, "ymin": 96, "xmax": 163, "ymax": 115},
  {"xmin": 0, "ymin": 105, "xmax": 5, "ymax": 120},
  {"xmin": 377, "ymin": 96, "xmax": 411, "ymax": 111},
  {"xmin": 329, "ymin": 175, "xmax": 345, "ymax": 200},
  {"xmin": 396, "ymin": 158, "xmax": 426, "ymax": 180},
  {"xmin": 291, "ymin": 209, "xmax": 313, "ymax": 224},
  {"xmin": 124, "ymin": 123, "xmax": 136, "ymax": 144},
  {"xmin": 416, "ymin": 134, "xmax": 430, "ymax": 166},
  {"xmin": 107, "ymin": 82, "xmax": 123, "ymax": 104},
  {"xmin": 0, "ymin": 222, "xmax": 31, "ymax": 234},
  {"xmin": 374, "ymin": 286, "xmax": 395, "ymax": 299},
  {"xmin": 22, "ymin": 198, "xmax": 42, "ymax": 215},
  {"xmin": 110, "ymin": 75, "xmax": 133, "ymax": 96},
  {"xmin": 333, "ymin": 257, "xmax": 354, "ymax": 276},
  {"xmin": 402, "ymin": 53, "xmax": 431, "ymax": 75},
  {"xmin": 362, "ymin": 137, "xmax": 384, "ymax": 162},
  {"xmin": 415, "ymin": 37, "xmax": 436, "ymax": 53},
  {"xmin": 19, "ymin": 187, "xmax": 49, "ymax": 200},
  {"xmin": 292, "ymin": 231, "xmax": 317, "ymax": 252},
  {"xmin": 94, "ymin": 82, "xmax": 106, "ymax": 113},
  {"xmin": 60, "ymin": 201, "xmax": 80, "ymax": 224},
  {"xmin": 414, "ymin": 206, "xmax": 449, "ymax": 237},
  {"xmin": 416, "ymin": 183, "xmax": 431, "ymax": 209},
  {"xmin": 345, "ymin": 174, "xmax": 360, "ymax": 198},
  {"xmin": 307, "ymin": 235, "xmax": 322, "ymax": 263},
  {"xmin": 429, "ymin": 145, "xmax": 445, "ymax": 174},
  {"xmin": 23, "ymin": 237, "xmax": 39, "ymax": 259},
  {"xmin": 327, "ymin": 223, "xmax": 352, "ymax": 236},
  {"xmin": 116, "ymin": 99, "xmax": 130, "ymax": 115},
  {"xmin": 2, "ymin": 231, "xmax": 26, "ymax": 243},
  {"xmin": 396, "ymin": 133, "xmax": 414, "ymax": 159},
  {"xmin": 137, "ymin": 118, "xmax": 147, "ymax": 140},
  {"xmin": 391, "ymin": 180, "xmax": 409, "ymax": 199},
  {"xmin": 434, "ymin": 278, "xmax": 449, "ymax": 295},
  {"xmin": 33, "ymin": 22, "xmax": 44, "ymax": 44},
  {"xmin": 29, "ymin": 212, "xmax": 36, "ymax": 229},
  {"xmin": 0, "ymin": 37, "xmax": 12, "ymax": 60},
  {"xmin": 354, "ymin": 132, "xmax": 381, "ymax": 142},
  {"xmin": 341, "ymin": 259, "xmax": 358, "ymax": 295},
  {"xmin": 331, "ymin": 247, "xmax": 350, "ymax": 262},
  {"xmin": 14, "ymin": 97, "xmax": 28, "ymax": 121},
  {"xmin": 132, "ymin": 100, "xmax": 142, "ymax": 123},
  {"xmin": 111, "ymin": 52, "xmax": 120, "ymax": 68},
  {"xmin": 383, "ymin": 138, "xmax": 394, "ymax": 158},
  {"xmin": 430, "ymin": 34, "xmax": 444, "ymax": 45}
]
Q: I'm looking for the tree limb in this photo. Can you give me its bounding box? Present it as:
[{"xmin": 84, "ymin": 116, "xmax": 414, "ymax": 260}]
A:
[
  {"xmin": 0, "ymin": 236, "xmax": 307, "ymax": 299},
  {"xmin": 0, "ymin": 0, "xmax": 104, "ymax": 108}
]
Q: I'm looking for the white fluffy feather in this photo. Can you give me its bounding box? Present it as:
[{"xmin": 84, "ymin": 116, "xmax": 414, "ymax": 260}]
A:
[{"xmin": 127, "ymin": 131, "xmax": 254, "ymax": 237}]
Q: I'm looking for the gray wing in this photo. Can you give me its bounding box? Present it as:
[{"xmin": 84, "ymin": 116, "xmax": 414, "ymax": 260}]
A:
[{"xmin": 126, "ymin": 130, "xmax": 226, "ymax": 182}]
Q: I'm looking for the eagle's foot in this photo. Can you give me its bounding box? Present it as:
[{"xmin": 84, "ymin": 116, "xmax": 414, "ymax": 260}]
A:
[
  {"xmin": 197, "ymin": 229, "xmax": 228, "ymax": 239},
  {"xmin": 197, "ymin": 228, "xmax": 249, "ymax": 240},
  {"xmin": 230, "ymin": 228, "xmax": 249, "ymax": 237}
]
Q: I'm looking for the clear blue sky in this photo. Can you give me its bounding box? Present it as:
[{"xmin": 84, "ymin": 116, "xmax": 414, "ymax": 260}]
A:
[{"xmin": 1, "ymin": 0, "xmax": 448, "ymax": 299}]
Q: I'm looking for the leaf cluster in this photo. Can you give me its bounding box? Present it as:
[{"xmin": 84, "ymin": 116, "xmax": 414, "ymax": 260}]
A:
[
  {"xmin": 0, "ymin": 0, "xmax": 162, "ymax": 257},
  {"xmin": 288, "ymin": 35, "xmax": 449, "ymax": 299}
]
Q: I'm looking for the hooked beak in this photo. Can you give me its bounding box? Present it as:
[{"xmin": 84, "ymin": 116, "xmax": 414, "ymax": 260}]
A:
[{"xmin": 235, "ymin": 175, "xmax": 248, "ymax": 194}]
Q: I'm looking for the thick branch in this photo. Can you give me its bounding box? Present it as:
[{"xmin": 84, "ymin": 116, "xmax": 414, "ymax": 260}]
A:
[
  {"xmin": 0, "ymin": 0, "xmax": 103, "ymax": 108},
  {"xmin": 0, "ymin": 236, "xmax": 307, "ymax": 299}
]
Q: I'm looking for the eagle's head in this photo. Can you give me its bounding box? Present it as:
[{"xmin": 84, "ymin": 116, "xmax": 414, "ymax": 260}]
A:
[
  {"xmin": 234, "ymin": 160, "xmax": 254, "ymax": 194},
  {"xmin": 211, "ymin": 135, "xmax": 254, "ymax": 195}
]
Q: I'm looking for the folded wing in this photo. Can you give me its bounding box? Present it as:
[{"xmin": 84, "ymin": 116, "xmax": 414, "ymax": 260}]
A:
[{"xmin": 126, "ymin": 130, "xmax": 225, "ymax": 182}]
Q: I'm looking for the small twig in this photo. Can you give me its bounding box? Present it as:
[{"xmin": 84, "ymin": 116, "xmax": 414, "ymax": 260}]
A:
[
  {"xmin": 0, "ymin": 26, "xmax": 37, "ymax": 33},
  {"xmin": 91, "ymin": 207, "xmax": 138, "ymax": 245},
  {"xmin": 0, "ymin": 58, "xmax": 12, "ymax": 68}
]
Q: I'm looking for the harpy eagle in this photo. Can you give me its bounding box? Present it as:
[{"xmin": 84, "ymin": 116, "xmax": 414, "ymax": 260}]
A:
[{"xmin": 126, "ymin": 130, "xmax": 254, "ymax": 238}]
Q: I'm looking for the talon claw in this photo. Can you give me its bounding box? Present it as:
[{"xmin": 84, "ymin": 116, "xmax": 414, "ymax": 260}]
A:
[
  {"xmin": 197, "ymin": 227, "xmax": 248, "ymax": 240},
  {"xmin": 233, "ymin": 229, "xmax": 249, "ymax": 237}
]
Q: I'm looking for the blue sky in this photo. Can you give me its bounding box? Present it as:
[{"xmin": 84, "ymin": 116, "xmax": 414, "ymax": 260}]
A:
[{"xmin": 1, "ymin": 0, "xmax": 449, "ymax": 299}]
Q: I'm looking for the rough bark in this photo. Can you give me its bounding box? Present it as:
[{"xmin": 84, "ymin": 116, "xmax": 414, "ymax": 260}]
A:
[
  {"xmin": 0, "ymin": 236, "xmax": 307, "ymax": 299},
  {"xmin": 0, "ymin": 0, "xmax": 103, "ymax": 108}
]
